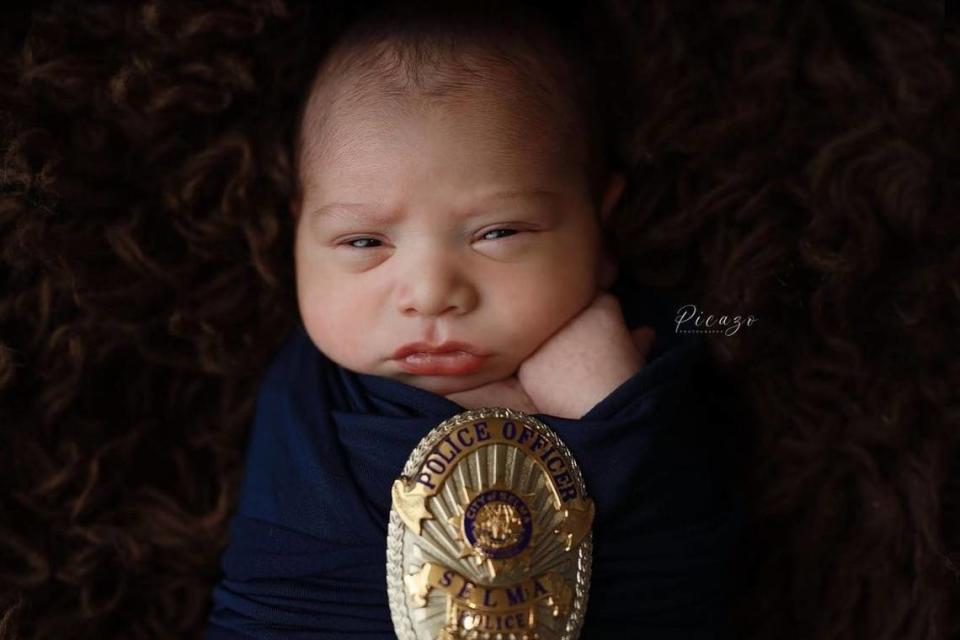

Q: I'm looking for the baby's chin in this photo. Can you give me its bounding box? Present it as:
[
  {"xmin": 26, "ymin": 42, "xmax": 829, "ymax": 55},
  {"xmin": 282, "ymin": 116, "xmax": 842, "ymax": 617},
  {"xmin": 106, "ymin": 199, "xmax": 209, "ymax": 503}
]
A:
[
  {"xmin": 379, "ymin": 358, "xmax": 522, "ymax": 399},
  {"xmin": 387, "ymin": 370, "xmax": 505, "ymax": 398}
]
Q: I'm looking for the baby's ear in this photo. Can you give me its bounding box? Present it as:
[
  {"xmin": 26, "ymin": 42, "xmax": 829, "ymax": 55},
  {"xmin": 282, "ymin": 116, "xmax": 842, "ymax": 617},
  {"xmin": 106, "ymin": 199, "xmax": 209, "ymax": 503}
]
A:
[{"xmin": 600, "ymin": 172, "xmax": 626, "ymax": 222}]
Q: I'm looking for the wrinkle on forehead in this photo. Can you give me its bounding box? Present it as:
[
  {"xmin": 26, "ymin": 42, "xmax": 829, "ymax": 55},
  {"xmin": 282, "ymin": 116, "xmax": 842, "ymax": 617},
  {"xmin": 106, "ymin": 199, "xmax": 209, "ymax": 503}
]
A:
[
  {"xmin": 308, "ymin": 88, "xmax": 571, "ymax": 187},
  {"xmin": 294, "ymin": 37, "xmax": 588, "ymax": 203}
]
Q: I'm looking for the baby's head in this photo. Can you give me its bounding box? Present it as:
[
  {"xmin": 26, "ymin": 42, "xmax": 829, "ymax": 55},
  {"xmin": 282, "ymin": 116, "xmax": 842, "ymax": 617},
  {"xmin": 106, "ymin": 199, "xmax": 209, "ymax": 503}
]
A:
[{"xmin": 291, "ymin": 0, "xmax": 627, "ymax": 396}]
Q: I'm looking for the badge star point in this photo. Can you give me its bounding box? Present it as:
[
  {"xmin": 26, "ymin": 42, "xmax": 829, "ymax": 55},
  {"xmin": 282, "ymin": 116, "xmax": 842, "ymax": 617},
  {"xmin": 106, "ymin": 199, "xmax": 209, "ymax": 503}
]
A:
[{"xmin": 392, "ymin": 478, "xmax": 434, "ymax": 535}]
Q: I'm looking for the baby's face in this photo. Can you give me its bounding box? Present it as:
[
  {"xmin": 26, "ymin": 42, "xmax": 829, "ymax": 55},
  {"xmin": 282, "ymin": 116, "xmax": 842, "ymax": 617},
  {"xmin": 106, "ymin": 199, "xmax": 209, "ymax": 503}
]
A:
[{"xmin": 294, "ymin": 80, "xmax": 620, "ymax": 396}]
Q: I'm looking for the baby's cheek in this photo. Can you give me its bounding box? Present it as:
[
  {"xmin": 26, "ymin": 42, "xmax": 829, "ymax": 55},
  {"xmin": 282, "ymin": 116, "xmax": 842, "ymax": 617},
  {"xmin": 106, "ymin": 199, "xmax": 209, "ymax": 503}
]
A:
[
  {"xmin": 299, "ymin": 291, "xmax": 368, "ymax": 370},
  {"xmin": 493, "ymin": 310, "xmax": 550, "ymax": 372},
  {"xmin": 495, "ymin": 301, "xmax": 551, "ymax": 360}
]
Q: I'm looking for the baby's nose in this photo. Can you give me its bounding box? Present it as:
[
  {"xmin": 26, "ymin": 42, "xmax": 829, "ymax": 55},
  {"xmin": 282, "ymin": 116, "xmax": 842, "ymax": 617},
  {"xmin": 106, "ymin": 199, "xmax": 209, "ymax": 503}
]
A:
[{"xmin": 395, "ymin": 249, "xmax": 478, "ymax": 317}]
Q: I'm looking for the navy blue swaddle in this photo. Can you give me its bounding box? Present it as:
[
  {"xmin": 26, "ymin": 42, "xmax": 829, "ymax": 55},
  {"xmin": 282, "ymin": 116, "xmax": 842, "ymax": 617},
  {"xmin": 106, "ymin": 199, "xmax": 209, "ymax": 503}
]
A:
[{"xmin": 205, "ymin": 274, "xmax": 747, "ymax": 639}]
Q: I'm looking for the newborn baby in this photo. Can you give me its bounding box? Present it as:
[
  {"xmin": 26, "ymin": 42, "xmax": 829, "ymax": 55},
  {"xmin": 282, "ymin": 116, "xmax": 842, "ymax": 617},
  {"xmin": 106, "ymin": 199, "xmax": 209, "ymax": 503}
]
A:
[
  {"xmin": 206, "ymin": 4, "xmax": 745, "ymax": 638},
  {"xmin": 290, "ymin": 5, "xmax": 655, "ymax": 420}
]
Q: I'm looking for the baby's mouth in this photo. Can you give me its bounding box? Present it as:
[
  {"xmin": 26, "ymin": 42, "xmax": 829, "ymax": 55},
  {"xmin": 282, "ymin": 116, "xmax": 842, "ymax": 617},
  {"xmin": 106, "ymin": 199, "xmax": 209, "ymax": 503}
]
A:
[{"xmin": 394, "ymin": 351, "xmax": 488, "ymax": 376}]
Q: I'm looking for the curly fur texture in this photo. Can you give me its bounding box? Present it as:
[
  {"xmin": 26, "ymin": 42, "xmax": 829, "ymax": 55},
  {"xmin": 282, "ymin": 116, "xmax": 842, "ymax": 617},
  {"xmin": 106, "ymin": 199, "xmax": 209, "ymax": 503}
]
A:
[{"xmin": 1, "ymin": 1, "xmax": 956, "ymax": 638}]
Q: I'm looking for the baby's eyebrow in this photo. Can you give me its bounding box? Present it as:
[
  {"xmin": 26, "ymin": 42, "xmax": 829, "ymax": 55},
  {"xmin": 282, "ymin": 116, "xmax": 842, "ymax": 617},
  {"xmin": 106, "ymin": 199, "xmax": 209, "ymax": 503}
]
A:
[{"xmin": 312, "ymin": 189, "xmax": 558, "ymax": 223}]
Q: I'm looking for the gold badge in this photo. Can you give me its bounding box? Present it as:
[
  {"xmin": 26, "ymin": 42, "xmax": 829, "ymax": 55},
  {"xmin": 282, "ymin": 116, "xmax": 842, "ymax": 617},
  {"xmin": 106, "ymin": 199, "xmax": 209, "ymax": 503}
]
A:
[{"xmin": 387, "ymin": 408, "xmax": 595, "ymax": 639}]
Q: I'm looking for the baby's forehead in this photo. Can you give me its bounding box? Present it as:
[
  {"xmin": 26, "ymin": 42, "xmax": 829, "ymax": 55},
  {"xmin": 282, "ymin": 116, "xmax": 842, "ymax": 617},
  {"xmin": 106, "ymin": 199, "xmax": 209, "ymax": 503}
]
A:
[
  {"xmin": 297, "ymin": 44, "xmax": 579, "ymax": 172},
  {"xmin": 307, "ymin": 100, "xmax": 580, "ymax": 207},
  {"xmin": 313, "ymin": 39, "xmax": 568, "ymax": 120}
]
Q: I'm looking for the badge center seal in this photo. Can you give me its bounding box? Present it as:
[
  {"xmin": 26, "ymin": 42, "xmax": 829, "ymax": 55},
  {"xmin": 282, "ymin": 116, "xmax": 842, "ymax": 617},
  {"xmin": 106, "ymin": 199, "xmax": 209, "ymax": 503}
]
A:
[{"xmin": 387, "ymin": 408, "xmax": 595, "ymax": 640}]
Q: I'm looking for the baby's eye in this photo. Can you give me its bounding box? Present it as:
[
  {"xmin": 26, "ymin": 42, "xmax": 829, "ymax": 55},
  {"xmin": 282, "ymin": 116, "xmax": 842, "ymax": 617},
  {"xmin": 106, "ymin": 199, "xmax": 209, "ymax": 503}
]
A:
[
  {"xmin": 343, "ymin": 237, "xmax": 383, "ymax": 249},
  {"xmin": 478, "ymin": 228, "xmax": 520, "ymax": 241}
]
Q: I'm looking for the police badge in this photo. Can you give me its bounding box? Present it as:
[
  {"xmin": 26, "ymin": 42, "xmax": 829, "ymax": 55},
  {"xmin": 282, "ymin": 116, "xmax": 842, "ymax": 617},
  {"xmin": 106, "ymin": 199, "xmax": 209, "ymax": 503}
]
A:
[{"xmin": 388, "ymin": 407, "xmax": 595, "ymax": 639}]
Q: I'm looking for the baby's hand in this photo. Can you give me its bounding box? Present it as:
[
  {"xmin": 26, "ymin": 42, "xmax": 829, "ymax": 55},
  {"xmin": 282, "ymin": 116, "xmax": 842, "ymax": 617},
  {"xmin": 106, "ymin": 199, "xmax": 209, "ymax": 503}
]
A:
[
  {"xmin": 516, "ymin": 292, "xmax": 655, "ymax": 420},
  {"xmin": 444, "ymin": 376, "xmax": 539, "ymax": 414}
]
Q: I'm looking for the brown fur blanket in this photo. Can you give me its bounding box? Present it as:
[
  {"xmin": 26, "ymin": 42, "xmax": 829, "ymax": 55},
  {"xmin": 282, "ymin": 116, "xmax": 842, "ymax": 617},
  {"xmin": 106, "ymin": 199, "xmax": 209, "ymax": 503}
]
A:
[{"xmin": 0, "ymin": 1, "xmax": 956, "ymax": 638}]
